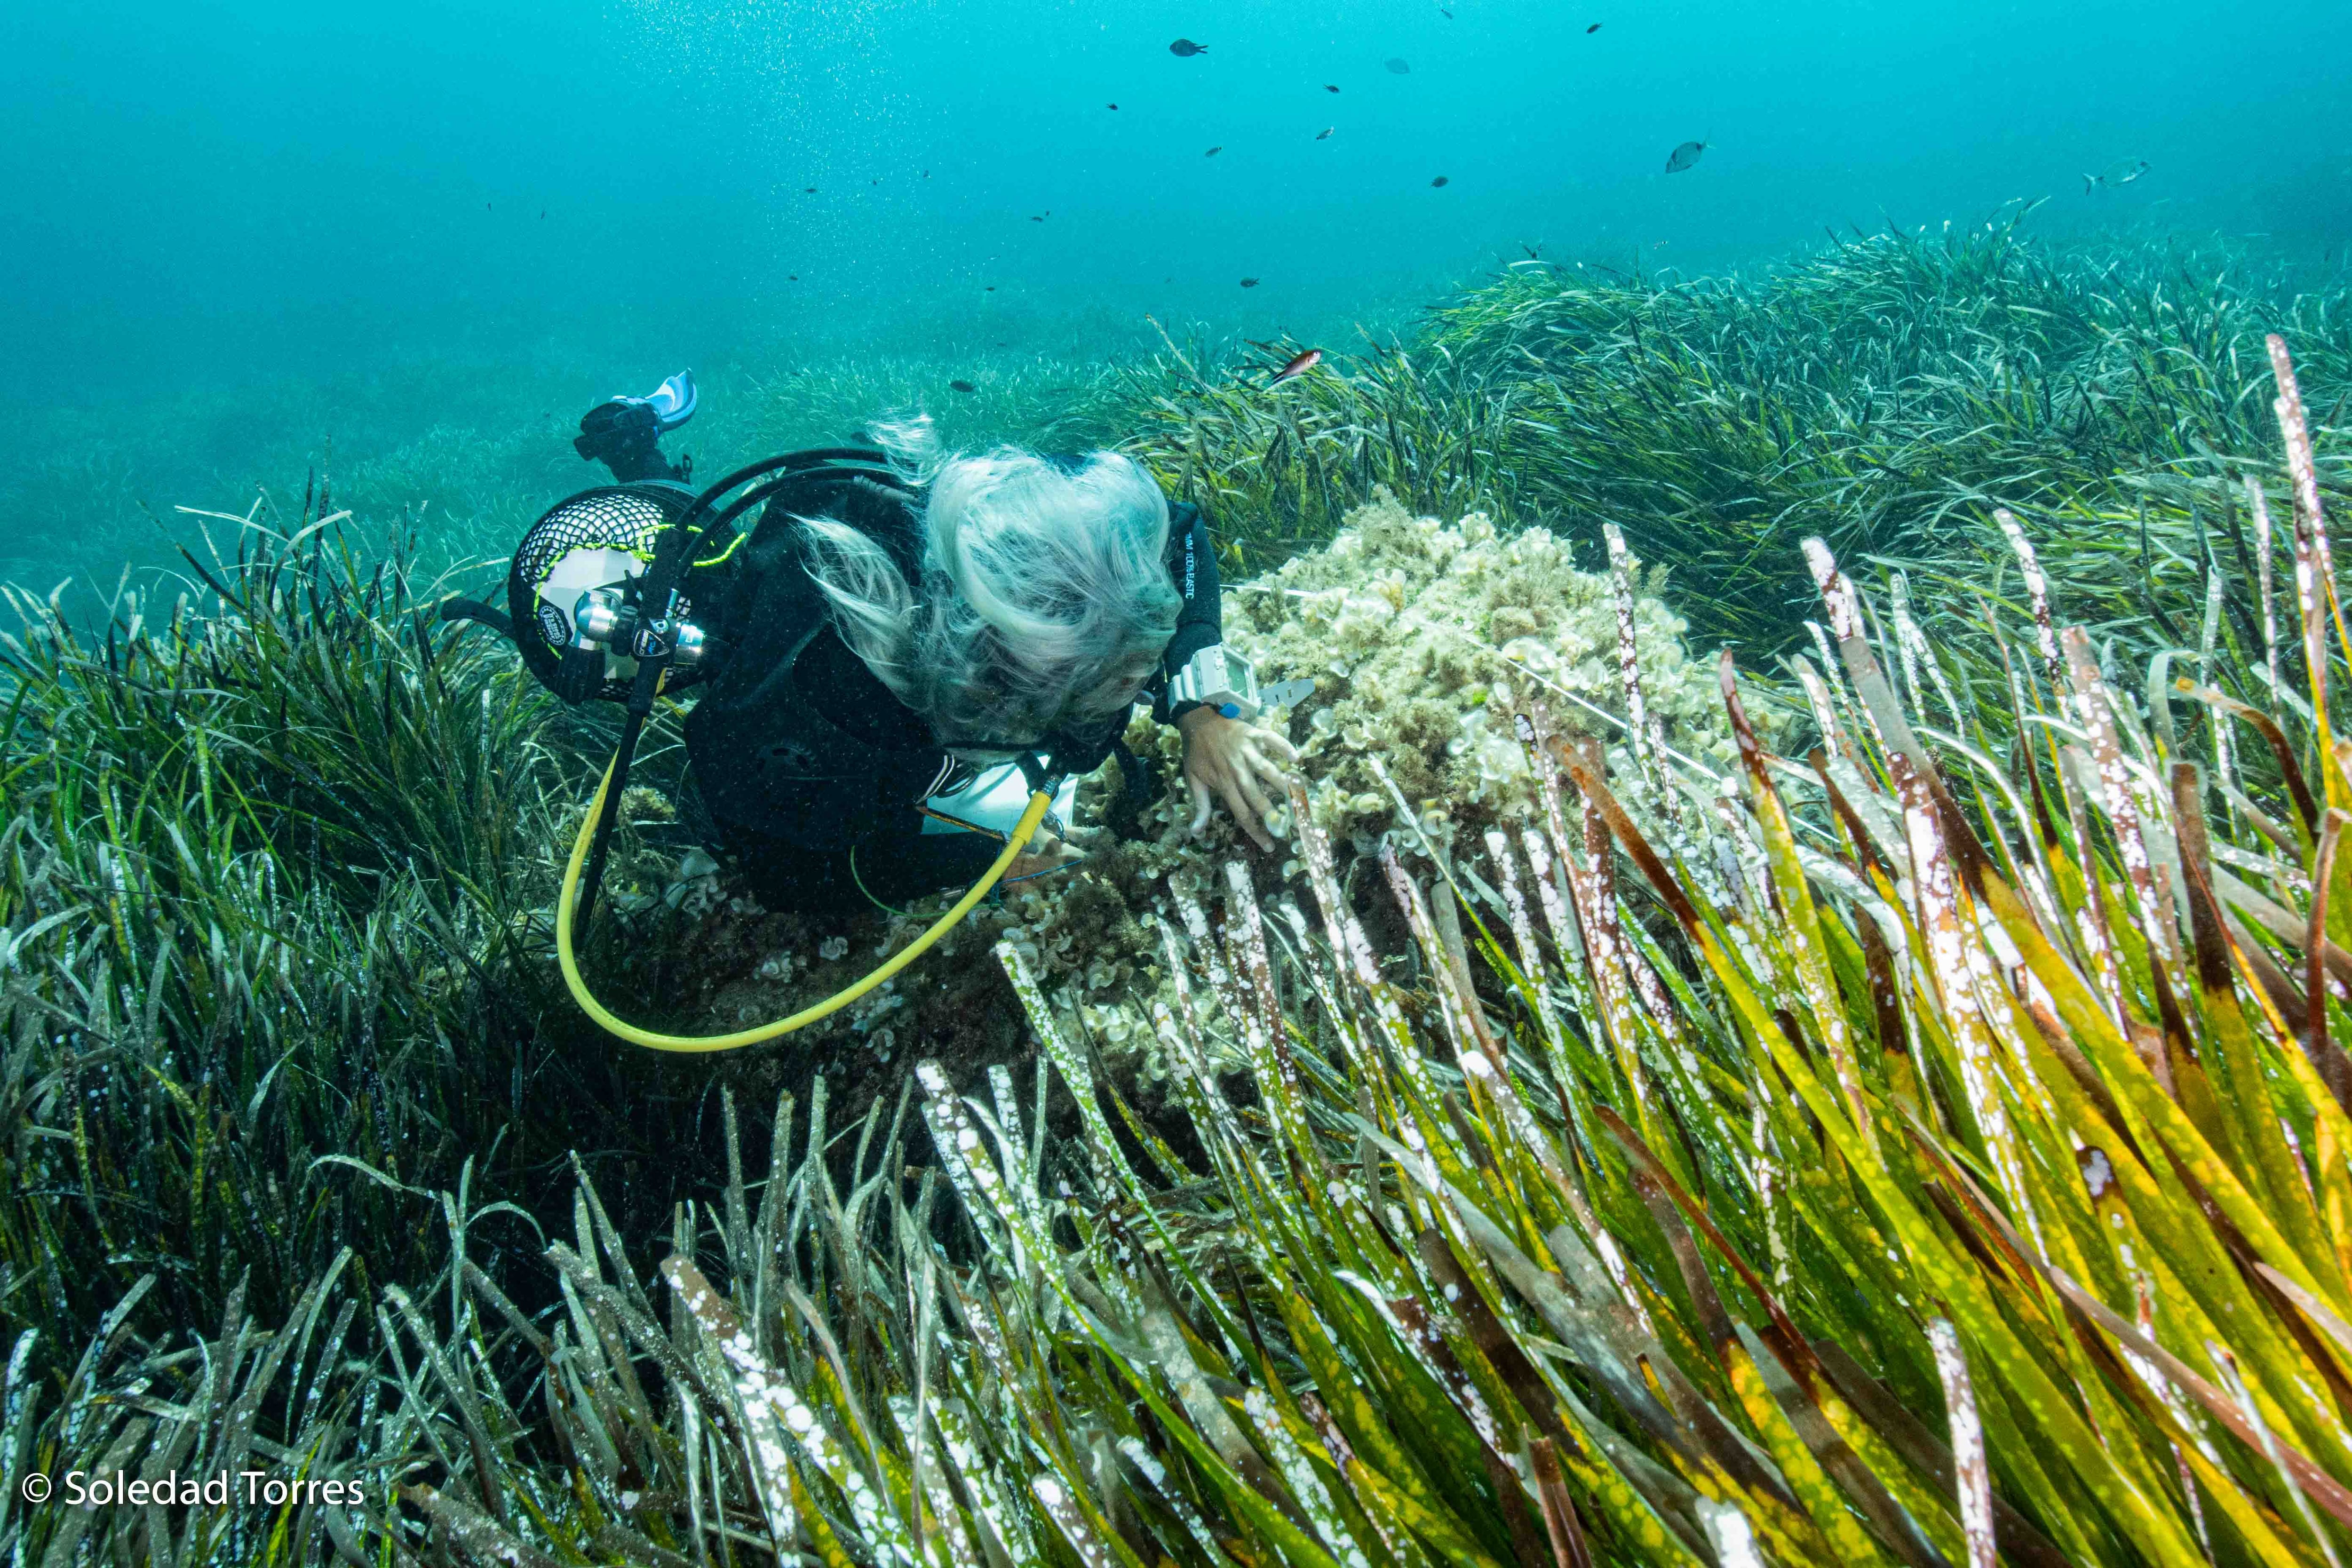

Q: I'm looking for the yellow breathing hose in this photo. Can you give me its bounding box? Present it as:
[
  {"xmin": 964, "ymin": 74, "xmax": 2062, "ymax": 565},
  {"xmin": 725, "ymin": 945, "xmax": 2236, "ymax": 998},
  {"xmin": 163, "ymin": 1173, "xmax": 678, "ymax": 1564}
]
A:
[{"xmin": 555, "ymin": 755, "xmax": 1052, "ymax": 1053}]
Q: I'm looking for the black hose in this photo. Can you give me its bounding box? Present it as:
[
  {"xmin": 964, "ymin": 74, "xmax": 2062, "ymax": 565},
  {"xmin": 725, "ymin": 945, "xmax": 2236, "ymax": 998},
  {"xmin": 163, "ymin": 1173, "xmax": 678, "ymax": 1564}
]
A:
[
  {"xmin": 669, "ymin": 450, "xmax": 895, "ymax": 570},
  {"xmin": 574, "ymin": 707, "xmax": 645, "ymax": 935},
  {"xmin": 437, "ymin": 597, "xmax": 515, "ymax": 638},
  {"xmin": 675, "ymin": 448, "xmax": 890, "ymax": 546}
]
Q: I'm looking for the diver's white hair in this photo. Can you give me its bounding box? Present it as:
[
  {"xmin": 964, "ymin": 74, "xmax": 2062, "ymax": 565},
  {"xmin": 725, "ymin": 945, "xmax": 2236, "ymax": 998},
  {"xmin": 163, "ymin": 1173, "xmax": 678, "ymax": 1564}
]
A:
[{"xmin": 795, "ymin": 414, "xmax": 1181, "ymax": 750}]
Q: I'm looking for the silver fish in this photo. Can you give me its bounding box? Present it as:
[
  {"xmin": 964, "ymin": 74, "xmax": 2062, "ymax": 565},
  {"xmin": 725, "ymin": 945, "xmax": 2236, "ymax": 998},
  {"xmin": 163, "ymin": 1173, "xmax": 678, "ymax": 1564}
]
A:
[
  {"xmin": 1268, "ymin": 347, "xmax": 1322, "ymax": 385},
  {"xmin": 2083, "ymin": 159, "xmax": 2149, "ymax": 194}
]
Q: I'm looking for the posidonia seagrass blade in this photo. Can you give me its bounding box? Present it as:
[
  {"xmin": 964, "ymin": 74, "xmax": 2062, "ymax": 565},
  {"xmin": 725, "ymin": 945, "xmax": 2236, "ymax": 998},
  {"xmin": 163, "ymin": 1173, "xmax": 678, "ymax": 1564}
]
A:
[
  {"xmin": 17, "ymin": 249, "xmax": 2352, "ymax": 1568},
  {"xmin": 1721, "ymin": 648, "xmax": 1871, "ymax": 1135}
]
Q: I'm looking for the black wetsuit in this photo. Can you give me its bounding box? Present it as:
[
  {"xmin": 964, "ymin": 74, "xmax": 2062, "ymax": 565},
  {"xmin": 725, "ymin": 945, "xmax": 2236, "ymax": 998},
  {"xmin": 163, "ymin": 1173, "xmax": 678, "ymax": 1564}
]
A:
[{"xmin": 683, "ymin": 471, "xmax": 1223, "ymax": 911}]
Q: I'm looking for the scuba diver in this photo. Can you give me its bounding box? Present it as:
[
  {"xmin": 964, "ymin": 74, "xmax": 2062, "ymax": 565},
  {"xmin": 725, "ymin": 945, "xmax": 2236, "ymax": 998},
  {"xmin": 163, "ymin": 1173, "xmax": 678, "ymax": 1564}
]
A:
[{"xmin": 451, "ymin": 370, "xmax": 1300, "ymax": 920}]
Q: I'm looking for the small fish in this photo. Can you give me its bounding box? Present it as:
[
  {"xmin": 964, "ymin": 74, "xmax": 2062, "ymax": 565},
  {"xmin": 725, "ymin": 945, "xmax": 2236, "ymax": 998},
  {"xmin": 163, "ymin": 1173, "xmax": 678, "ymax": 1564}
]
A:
[
  {"xmin": 1664, "ymin": 139, "xmax": 1706, "ymax": 174},
  {"xmin": 1168, "ymin": 38, "xmax": 1207, "ymax": 56},
  {"xmin": 1206, "ymin": 145, "xmax": 1223, "ymax": 156},
  {"xmin": 1385, "ymin": 56, "xmax": 1411, "ymax": 73},
  {"xmin": 804, "ymin": 186, "xmax": 818, "ymax": 193},
  {"xmin": 1440, "ymin": 7, "xmax": 1452, "ymax": 16},
  {"xmin": 1430, "ymin": 174, "xmax": 1449, "ymax": 187},
  {"xmin": 1240, "ymin": 277, "xmax": 1260, "ymax": 287},
  {"xmin": 1315, "ymin": 126, "xmax": 1334, "ymax": 140},
  {"xmin": 540, "ymin": 209, "xmax": 546, "ymax": 219},
  {"xmin": 985, "ymin": 286, "xmax": 996, "ymax": 292},
  {"xmin": 1324, "ymin": 83, "xmax": 1341, "ymax": 92},
  {"xmin": 1270, "ymin": 348, "xmax": 1323, "ymax": 385},
  {"xmin": 949, "ymin": 380, "xmax": 977, "ymax": 393},
  {"xmin": 788, "ymin": 274, "xmax": 799, "ymax": 280},
  {"xmin": 1587, "ymin": 21, "xmax": 1601, "ymax": 32},
  {"xmin": 1030, "ymin": 214, "xmax": 1045, "ymax": 221},
  {"xmin": 922, "ymin": 170, "xmax": 930, "ymax": 177},
  {"xmin": 2083, "ymin": 158, "xmax": 2150, "ymax": 193},
  {"xmin": 1107, "ymin": 102, "xmax": 1119, "ymax": 109}
]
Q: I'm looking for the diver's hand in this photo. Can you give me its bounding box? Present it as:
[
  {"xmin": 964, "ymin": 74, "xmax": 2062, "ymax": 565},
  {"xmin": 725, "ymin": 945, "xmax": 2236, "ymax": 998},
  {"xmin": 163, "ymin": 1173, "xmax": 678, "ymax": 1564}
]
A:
[
  {"xmin": 1177, "ymin": 707, "xmax": 1300, "ymax": 852},
  {"xmin": 1005, "ymin": 829, "xmax": 1083, "ymax": 882}
]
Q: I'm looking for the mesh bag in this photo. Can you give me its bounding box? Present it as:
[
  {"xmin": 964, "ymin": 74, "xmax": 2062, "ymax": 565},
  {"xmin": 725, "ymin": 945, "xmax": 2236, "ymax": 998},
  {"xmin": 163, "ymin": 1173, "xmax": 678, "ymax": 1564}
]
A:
[
  {"xmin": 505, "ymin": 456, "xmax": 906, "ymax": 705},
  {"xmin": 506, "ymin": 483, "xmax": 705, "ymax": 702}
]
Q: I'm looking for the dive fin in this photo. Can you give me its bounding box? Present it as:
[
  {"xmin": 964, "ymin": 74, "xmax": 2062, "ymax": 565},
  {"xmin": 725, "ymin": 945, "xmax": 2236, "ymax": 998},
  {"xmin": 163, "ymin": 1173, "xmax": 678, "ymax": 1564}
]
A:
[{"xmin": 631, "ymin": 369, "xmax": 696, "ymax": 430}]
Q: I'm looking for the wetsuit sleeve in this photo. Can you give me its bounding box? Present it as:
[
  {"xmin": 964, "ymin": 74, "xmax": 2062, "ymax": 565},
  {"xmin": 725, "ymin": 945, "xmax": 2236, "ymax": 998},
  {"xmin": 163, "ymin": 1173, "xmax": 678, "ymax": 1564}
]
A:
[{"xmin": 1148, "ymin": 499, "xmax": 1225, "ymax": 725}]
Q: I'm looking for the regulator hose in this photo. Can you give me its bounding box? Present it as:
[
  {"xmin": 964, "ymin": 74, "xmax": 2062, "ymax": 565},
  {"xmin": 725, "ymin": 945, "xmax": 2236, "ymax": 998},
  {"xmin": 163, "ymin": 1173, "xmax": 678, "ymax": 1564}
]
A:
[{"xmin": 554, "ymin": 755, "xmax": 1053, "ymax": 1053}]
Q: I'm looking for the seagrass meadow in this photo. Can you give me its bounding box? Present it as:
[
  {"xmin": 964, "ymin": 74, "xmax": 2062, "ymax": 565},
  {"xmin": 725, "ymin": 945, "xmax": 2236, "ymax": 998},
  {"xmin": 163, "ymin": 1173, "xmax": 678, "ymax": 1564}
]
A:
[{"xmin": 9, "ymin": 229, "xmax": 2352, "ymax": 1566}]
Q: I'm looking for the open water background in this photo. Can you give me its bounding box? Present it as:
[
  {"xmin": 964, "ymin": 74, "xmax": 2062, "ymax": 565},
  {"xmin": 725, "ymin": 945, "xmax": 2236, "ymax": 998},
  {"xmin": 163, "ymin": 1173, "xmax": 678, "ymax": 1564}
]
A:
[{"xmin": 3, "ymin": 0, "xmax": 2348, "ymax": 596}]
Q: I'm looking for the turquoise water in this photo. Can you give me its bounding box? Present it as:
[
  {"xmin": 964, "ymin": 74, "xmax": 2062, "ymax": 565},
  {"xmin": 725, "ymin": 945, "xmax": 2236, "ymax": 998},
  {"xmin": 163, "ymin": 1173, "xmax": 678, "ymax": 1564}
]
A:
[{"xmin": 5, "ymin": 0, "xmax": 2348, "ymax": 598}]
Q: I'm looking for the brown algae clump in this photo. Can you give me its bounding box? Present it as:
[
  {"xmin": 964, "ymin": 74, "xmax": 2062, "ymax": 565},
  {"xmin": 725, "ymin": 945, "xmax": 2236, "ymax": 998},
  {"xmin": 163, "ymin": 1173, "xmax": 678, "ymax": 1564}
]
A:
[{"xmin": 1200, "ymin": 486, "xmax": 1731, "ymax": 860}]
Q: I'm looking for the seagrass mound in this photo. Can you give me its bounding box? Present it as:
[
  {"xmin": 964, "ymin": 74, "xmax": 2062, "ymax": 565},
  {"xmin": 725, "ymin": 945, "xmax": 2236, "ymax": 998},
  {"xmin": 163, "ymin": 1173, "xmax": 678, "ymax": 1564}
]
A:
[{"xmin": 573, "ymin": 487, "xmax": 1732, "ymax": 1116}]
